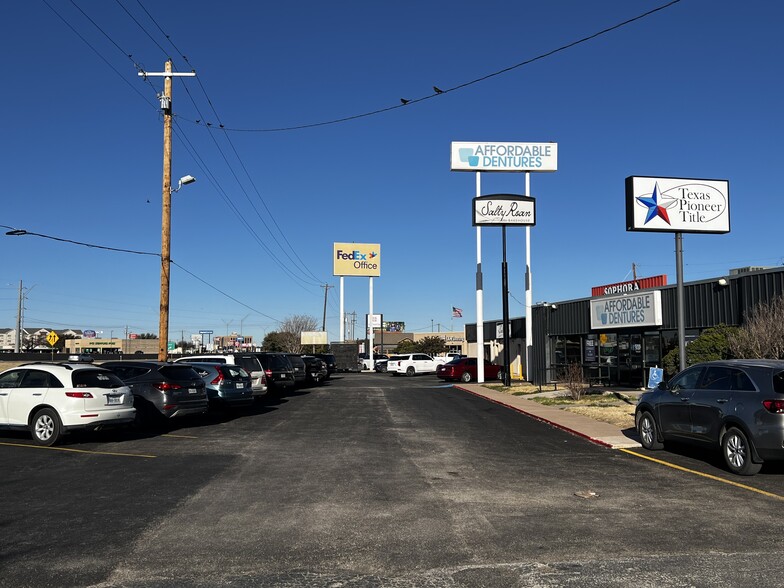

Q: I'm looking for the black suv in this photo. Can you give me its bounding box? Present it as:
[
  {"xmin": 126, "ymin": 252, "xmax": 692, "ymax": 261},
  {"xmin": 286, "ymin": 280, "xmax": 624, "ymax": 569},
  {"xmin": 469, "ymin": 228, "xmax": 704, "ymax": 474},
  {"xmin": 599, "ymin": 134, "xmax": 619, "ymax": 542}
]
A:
[
  {"xmin": 315, "ymin": 353, "xmax": 336, "ymax": 379},
  {"xmin": 285, "ymin": 353, "xmax": 308, "ymax": 387},
  {"xmin": 253, "ymin": 352, "xmax": 296, "ymax": 395},
  {"xmin": 101, "ymin": 361, "xmax": 208, "ymax": 423}
]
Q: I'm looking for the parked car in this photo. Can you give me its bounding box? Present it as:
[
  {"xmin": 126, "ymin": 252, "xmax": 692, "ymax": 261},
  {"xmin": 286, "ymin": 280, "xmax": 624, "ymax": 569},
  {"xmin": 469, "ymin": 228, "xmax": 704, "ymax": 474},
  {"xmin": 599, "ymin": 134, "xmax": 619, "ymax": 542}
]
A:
[
  {"xmin": 374, "ymin": 358, "xmax": 389, "ymax": 373},
  {"xmin": 314, "ymin": 353, "xmax": 337, "ymax": 379},
  {"xmin": 187, "ymin": 362, "xmax": 254, "ymax": 409},
  {"xmin": 0, "ymin": 362, "xmax": 135, "ymax": 446},
  {"xmin": 301, "ymin": 355, "xmax": 328, "ymax": 386},
  {"xmin": 436, "ymin": 358, "xmax": 504, "ymax": 382},
  {"xmin": 101, "ymin": 361, "xmax": 208, "ymax": 422},
  {"xmin": 173, "ymin": 354, "xmax": 267, "ymax": 398},
  {"xmin": 253, "ymin": 352, "xmax": 296, "ymax": 395},
  {"xmin": 386, "ymin": 353, "xmax": 446, "ymax": 376},
  {"xmin": 635, "ymin": 359, "xmax": 784, "ymax": 476},
  {"xmin": 285, "ymin": 353, "xmax": 308, "ymax": 387},
  {"xmin": 359, "ymin": 353, "xmax": 388, "ymax": 371}
]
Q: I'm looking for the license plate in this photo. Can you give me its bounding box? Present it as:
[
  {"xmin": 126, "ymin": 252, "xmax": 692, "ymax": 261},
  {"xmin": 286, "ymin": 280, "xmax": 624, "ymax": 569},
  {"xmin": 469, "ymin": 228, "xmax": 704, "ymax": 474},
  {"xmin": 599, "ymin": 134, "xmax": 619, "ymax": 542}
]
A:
[
  {"xmin": 188, "ymin": 388, "xmax": 198, "ymax": 395},
  {"xmin": 236, "ymin": 383, "xmax": 245, "ymax": 389},
  {"xmin": 106, "ymin": 395, "xmax": 122, "ymax": 405}
]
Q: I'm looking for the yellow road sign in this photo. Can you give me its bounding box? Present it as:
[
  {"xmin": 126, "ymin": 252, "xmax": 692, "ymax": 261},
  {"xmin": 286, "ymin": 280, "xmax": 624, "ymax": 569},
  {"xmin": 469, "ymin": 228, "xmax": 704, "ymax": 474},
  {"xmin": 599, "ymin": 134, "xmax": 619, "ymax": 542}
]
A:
[{"xmin": 46, "ymin": 331, "xmax": 59, "ymax": 346}]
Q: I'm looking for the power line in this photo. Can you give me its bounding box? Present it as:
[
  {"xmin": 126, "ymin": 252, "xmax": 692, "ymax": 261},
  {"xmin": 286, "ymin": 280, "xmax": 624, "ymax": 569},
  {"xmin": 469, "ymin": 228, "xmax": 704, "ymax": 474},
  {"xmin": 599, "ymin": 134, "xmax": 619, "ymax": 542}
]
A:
[
  {"xmin": 176, "ymin": 0, "xmax": 682, "ymax": 133},
  {"xmin": 2, "ymin": 226, "xmax": 281, "ymax": 324},
  {"xmin": 40, "ymin": 0, "xmax": 158, "ymax": 109},
  {"xmin": 128, "ymin": 0, "xmax": 324, "ymax": 285}
]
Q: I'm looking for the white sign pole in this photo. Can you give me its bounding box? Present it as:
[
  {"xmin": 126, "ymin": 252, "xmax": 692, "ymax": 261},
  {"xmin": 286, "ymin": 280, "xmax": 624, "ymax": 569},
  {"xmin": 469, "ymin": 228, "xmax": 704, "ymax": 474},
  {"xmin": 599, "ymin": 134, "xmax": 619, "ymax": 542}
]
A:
[
  {"xmin": 339, "ymin": 276, "xmax": 345, "ymax": 342},
  {"xmin": 476, "ymin": 171, "xmax": 485, "ymax": 383},
  {"xmin": 525, "ymin": 172, "xmax": 533, "ymax": 382},
  {"xmin": 369, "ymin": 277, "xmax": 374, "ymax": 365}
]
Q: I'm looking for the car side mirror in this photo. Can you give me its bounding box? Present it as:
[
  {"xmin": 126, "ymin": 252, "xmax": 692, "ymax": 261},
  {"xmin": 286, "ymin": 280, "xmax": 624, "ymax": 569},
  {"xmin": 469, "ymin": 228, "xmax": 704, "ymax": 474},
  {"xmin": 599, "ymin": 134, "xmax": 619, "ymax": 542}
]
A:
[{"xmin": 657, "ymin": 380, "xmax": 669, "ymax": 392}]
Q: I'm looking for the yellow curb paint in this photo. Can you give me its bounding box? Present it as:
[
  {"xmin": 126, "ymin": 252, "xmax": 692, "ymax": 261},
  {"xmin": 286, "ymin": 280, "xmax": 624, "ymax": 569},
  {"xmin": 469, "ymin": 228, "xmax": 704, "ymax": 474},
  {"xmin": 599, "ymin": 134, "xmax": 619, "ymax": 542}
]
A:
[
  {"xmin": 620, "ymin": 448, "xmax": 784, "ymax": 501},
  {"xmin": 0, "ymin": 441, "xmax": 156, "ymax": 459}
]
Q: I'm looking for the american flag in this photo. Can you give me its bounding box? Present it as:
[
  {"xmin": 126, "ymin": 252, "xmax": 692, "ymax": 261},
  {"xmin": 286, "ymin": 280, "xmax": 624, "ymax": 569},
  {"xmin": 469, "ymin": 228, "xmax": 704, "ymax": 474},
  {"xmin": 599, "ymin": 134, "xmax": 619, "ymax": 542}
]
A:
[{"xmin": 452, "ymin": 306, "xmax": 463, "ymax": 318}]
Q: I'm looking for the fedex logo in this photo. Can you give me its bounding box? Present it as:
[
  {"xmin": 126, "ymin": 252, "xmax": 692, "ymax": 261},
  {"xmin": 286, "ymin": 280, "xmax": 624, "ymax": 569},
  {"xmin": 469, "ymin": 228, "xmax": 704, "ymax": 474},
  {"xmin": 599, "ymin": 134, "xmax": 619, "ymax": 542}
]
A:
[
  {"xmin": 336, "ymin": 249, "xmax": 378, "ymax": 260},
  {"xmin": 336, "ymin": 249, "xmax": 365, "ymax": 260}
]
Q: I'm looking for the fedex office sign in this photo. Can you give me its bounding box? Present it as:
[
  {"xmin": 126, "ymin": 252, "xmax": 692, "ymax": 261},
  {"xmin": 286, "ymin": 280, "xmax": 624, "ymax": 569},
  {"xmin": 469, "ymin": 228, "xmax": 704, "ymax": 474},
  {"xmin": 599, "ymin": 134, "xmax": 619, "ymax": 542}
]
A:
[{"xmin": 333, "ymin": 242, "xmax": 381, "ymax": 277}]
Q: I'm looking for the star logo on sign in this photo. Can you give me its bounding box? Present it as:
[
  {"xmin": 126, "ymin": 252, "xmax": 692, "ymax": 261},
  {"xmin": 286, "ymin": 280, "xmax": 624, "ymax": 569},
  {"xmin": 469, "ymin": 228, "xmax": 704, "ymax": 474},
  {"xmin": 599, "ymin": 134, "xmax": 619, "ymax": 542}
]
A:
[{"xmin": 637, "ymin": 182, "xmax": 671, "ymax": 225}]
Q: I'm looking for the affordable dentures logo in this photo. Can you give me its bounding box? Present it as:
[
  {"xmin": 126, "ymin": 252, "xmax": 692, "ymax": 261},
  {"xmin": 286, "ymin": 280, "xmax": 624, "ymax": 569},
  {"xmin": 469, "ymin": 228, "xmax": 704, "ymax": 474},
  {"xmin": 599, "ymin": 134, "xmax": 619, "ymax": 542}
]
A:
[
  {"xmin": 451, "ymin": 142, "xmax": 558, "ymax": 172},
  {"xmin": 333, "ymin": 243, "xmax": 381, "ymax": 277}
]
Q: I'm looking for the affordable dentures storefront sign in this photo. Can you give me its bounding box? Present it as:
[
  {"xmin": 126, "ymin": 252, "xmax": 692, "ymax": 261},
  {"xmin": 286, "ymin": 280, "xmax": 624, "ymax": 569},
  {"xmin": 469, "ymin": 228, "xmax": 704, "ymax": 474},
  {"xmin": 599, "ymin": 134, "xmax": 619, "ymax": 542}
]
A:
[
  {"xmin": 451, "ymin": 142, "xmax": 558, "ymax": 172},
  {"xmin": 590, "ymin": 291, "xmax": 663, "ymax": 330}
]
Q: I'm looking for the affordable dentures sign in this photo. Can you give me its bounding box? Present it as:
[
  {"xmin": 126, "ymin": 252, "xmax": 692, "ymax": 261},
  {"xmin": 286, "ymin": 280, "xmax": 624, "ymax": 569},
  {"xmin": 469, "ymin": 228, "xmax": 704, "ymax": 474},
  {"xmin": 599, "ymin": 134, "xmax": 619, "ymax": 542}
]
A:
[{"xmin": 451, "ymin": 142, "xmax": 558, "ymax": 172}]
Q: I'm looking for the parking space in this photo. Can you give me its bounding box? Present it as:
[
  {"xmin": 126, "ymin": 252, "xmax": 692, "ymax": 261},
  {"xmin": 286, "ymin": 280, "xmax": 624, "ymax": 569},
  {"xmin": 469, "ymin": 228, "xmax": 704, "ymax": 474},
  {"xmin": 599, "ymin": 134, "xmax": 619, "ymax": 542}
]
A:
[{"xmin": 2, "ymin": 373, "xmax": 784, "ymax": 586}]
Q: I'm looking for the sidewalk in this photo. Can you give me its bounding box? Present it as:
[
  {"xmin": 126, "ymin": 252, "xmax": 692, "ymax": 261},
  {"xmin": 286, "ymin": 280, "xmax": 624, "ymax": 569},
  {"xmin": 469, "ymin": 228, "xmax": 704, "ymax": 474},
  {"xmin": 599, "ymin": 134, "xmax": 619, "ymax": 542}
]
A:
[{"xmin": 454, "ymin": 383, "xmax": 641, "ymax": 449}]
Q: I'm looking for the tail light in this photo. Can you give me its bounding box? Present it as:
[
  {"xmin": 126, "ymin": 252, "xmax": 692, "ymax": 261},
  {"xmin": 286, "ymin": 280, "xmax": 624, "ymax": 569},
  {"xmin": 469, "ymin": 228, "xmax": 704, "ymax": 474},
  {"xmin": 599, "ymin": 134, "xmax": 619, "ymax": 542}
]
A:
[
  {"xmin": 763, "ymin": 399, "xmax": 784, "ymax": 413},
  {"xmin": 154, "ymin": 382, "xmax": 182, "ymax": 391},
  {"xmin": 265, "ymin": 369, "xmax": 273, "ymax": 378},
  {"xmin": 211, "ymin": 367, "xmax": 225, "ymax": 385},
  {"xmin": 66, "ymin": 392, "xmax": 94, "ymax": 398}
]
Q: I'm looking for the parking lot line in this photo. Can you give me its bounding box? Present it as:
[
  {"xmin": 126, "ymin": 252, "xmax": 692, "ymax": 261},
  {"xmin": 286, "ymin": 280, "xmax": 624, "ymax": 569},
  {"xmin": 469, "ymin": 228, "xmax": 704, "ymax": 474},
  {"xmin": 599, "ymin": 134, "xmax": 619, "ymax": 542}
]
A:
[
  {"xmin": 0, "ymin": 441, "xmax": 156, "ymax": 459},
  {"xmin": 620, "ymin": 448, "xmax": 784, "ymax": 501},
  {"xmin": 161, "ymin": 433, "xmax": 198, "ymax": 439}
]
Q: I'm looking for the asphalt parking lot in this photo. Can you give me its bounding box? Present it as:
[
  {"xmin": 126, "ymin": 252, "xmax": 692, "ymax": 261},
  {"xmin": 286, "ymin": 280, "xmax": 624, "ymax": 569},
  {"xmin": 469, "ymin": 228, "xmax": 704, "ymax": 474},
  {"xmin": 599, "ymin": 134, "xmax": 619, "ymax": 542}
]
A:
[{"xmin": 2, "ymin": 373, "xmax": 783, "ymax": 587}]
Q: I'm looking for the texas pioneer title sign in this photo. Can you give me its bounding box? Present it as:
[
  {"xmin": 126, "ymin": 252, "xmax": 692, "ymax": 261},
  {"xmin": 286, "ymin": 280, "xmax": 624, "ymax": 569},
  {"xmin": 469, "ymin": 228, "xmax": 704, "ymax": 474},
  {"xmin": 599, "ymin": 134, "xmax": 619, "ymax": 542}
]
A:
[{"xmin": 626, "ymin": 176, "xmax": 730, "ymax": 234}]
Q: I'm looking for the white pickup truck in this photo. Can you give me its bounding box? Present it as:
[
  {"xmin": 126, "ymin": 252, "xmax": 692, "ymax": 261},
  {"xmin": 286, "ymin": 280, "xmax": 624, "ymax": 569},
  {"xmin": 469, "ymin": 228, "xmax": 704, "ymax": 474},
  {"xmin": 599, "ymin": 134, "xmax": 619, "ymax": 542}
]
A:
[{"xmin": 387, "ymin": 353, "xmax": 447, "ymax": 376}]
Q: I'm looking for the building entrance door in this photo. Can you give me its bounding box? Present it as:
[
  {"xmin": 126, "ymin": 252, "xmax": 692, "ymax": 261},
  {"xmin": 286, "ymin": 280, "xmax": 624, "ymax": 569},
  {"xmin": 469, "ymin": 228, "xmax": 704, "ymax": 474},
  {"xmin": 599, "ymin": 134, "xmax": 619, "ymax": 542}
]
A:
[{"xmin": 618, "ymin": 333, "xmax": 643, "ymax": 387}]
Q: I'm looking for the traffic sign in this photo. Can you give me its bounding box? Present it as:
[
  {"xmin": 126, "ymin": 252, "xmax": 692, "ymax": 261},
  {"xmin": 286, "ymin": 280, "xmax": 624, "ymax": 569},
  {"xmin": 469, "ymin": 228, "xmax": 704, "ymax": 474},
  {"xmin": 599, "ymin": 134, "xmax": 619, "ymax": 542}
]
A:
[
  {"xmin": 167, "ymin": 341, "xmax": 176, "ymax": 351},
  {"xmin": 46, "ymin": 331, "xmax": 59, "ymax": 347},
  {"xmin": 198, "ymin": 330, "xmax": 214, "ymax": 335}
]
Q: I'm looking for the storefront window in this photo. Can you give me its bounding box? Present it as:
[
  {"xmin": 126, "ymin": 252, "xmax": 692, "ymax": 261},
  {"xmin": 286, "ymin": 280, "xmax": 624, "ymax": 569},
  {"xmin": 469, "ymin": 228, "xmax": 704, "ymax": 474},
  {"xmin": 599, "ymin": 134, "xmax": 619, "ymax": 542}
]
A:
[{"xmin": 598, "ymin": 333, "xmax": 618, "ymax": 365}]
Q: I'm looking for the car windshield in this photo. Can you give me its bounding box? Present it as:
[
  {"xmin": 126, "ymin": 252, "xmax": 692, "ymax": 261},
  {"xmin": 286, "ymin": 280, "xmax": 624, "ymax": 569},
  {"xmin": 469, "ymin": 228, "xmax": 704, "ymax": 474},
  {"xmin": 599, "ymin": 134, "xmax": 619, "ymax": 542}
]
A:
[
  {"xmin": 73, "ymin": 369, "xmax": 126, "ymax": 389},
  {"xmin": 159, "ymin": 365, "xmax": 201, "ymax": 380}
]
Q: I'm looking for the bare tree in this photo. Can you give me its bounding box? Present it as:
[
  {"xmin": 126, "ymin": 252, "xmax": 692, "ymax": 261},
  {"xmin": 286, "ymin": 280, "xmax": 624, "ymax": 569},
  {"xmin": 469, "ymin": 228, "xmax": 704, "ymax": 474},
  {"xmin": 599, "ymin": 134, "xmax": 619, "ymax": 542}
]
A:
[
  {"xmin": 278, "ymin": 314, "xmax": 319, "ymax": 354},
  {"xmin": 729, "ymin": 294, "xmax": 784, "ymax": 359},
  {"xmin": 561, "ymin": 361, "xmax": 589, "ymax": 401}
]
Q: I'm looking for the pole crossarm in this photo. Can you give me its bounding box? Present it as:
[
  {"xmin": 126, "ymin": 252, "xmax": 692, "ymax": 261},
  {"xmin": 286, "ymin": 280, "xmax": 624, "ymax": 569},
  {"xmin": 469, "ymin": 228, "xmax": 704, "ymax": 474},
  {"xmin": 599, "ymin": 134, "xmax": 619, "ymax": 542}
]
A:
[{"xmin": 137, "ymin": 71, "xmax": 196, "ymax": 78}]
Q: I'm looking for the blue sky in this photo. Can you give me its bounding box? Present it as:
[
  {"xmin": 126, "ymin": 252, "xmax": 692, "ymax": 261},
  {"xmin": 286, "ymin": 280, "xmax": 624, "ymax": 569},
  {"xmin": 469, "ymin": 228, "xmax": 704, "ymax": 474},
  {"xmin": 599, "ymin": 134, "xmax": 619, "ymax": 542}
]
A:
[{"xmin": 2, "ymin": 0, "xmax": 782, "ymax": 344}]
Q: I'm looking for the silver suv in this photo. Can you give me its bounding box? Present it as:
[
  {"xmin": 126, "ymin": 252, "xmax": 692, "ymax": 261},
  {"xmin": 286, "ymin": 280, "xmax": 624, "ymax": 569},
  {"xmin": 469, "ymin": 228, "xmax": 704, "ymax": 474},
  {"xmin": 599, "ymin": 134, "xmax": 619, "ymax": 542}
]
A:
[
  {"xmin": 174, "ymin": 354, "xmax": 267, "ymax": 398},
  {"xmin": 636, "ymin": 359, "xmax": 784, "ymax": 475}
]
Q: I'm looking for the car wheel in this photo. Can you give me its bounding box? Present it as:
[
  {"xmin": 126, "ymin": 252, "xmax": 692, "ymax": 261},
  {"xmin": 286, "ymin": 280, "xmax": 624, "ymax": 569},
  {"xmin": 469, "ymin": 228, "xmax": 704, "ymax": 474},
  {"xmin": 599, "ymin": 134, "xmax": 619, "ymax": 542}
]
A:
[
  {"xmin": 379, "ymin": 364, "xmax": 388, "ymax": 373},
  {"xmin": 496, "ymin": 369, "xmax": 505, "ymax": 382},
  {"xmin": 460, "ymin": 371, "xmax": 472, "ymax": 383},
  {"xmin": 637, "ymin": 411, "xmax": 663, "ymax": 451},
  {"xmin": 31, "ymin": 408, "xmax": 62, "ymax": 446},
  {"xmin": 723, "ymin": 427, "xmax": 762, "ymax": 476},
  {"xmin": 406, "ymin": 366, "xmax": 415, "ymax": 376}
]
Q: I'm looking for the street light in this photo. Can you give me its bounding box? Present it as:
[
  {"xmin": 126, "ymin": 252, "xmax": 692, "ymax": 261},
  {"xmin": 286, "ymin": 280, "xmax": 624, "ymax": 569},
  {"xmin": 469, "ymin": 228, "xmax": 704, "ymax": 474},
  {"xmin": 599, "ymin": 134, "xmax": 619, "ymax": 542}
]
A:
[{"xmin": 172, "ymin": 175, "xmax": 196, "ymax": 193}]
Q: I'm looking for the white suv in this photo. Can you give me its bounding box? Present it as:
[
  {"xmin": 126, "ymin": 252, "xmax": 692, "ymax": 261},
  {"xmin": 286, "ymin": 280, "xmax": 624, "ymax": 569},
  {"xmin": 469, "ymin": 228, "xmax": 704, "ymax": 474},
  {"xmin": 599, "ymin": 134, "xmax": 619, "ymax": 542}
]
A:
[
  {"xmin": 387, "ymin": 353, "xmax": 446, "ymax": 376},
  {"xmin": 0, "ymin": 362, "xmax": 135, "ymax": 446}
]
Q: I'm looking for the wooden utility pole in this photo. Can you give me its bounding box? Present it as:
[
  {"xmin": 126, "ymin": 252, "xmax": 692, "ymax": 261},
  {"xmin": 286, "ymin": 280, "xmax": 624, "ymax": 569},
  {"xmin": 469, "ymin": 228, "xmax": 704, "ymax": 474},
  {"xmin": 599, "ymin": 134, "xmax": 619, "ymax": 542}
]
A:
[
  {"xmin": 158, "ymin": 60, "xmax": 173, "ymax": 361},
  {"xmin": 139, "ymin": 61, "xmax": 195, "ymax": 361},
  {"xmin": 321, "ymin": 283, "xmax": 332, "ymax": 332}
]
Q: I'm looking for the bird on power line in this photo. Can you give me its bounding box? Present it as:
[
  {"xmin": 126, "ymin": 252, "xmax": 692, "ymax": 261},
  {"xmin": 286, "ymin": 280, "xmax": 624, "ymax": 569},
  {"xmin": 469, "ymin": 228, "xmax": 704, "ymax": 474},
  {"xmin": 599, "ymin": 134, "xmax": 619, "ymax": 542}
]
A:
[
  {"xmin": 433, "ymin": 86, "xmax": 444, "ymax": 94},
  {"xmin": 400, "ymin": 98, "xmax": 410, "ymax": 105}
]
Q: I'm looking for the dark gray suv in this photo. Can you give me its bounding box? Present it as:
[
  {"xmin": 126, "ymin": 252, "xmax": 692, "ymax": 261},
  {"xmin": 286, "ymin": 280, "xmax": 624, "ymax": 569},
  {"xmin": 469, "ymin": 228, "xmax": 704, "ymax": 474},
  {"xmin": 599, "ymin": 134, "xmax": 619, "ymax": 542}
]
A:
[{"xmin": 635, "ymin": 359, "xmax": 784, "ymax": 475}]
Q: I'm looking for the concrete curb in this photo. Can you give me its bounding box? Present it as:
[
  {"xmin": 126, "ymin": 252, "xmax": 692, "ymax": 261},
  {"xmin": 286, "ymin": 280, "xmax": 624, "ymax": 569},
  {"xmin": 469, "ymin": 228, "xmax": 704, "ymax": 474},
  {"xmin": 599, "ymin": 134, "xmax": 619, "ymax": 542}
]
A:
[{"xmin": 453, "ymin": 383, "xmax": 641, "ymax": 449}]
